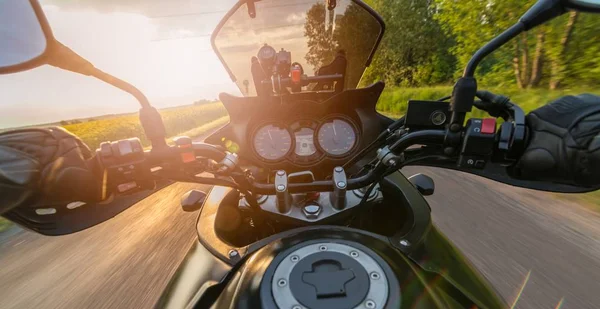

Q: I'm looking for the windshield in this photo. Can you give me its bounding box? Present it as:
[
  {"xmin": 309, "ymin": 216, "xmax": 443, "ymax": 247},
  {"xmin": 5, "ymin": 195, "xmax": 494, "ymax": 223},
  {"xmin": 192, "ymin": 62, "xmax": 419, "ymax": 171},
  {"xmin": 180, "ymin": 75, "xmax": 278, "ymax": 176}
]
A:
[{"xmin": 212, "ymin": 0, "xmax": 383, "ymax": 96}]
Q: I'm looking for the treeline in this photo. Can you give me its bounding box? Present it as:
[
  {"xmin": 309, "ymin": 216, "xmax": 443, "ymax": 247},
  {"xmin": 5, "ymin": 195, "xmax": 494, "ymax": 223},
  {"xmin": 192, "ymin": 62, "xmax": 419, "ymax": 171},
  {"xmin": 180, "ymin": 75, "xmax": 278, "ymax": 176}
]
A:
[{"xmin": 362, "ymin": 0, "xmax": 600, "ymax": 89}]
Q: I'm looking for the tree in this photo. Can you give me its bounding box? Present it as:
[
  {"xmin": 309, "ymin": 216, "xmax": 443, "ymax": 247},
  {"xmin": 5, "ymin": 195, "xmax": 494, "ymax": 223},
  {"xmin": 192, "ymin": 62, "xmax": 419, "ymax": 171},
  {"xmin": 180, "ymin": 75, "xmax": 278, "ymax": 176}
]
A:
[{"xmin": 363, "ymin": 0, "xmax": 456, "ymax": 87}]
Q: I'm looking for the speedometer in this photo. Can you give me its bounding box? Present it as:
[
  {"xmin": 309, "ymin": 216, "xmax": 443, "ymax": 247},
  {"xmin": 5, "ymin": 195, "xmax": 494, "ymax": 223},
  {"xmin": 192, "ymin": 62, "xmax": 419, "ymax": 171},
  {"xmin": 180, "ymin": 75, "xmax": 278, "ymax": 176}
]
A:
[
  {"xmin": 317, "ymin": 119, "xmax": 357, "ymax": 156},
  {"xmin": 253, "ymin": 124, "xmax": 293, "ymax": 161}
]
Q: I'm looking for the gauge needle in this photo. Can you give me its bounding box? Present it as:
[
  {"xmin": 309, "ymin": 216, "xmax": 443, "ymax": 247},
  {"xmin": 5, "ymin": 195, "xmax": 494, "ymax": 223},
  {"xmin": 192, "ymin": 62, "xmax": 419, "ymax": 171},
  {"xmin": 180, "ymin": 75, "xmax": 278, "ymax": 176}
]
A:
[
  {"xmin": 268, "ymin": 130, "xmax": 275, "ymax": 148},
  {"xmin": 332, "ymin": 123, "xmax": 339, "ymax": 144}
]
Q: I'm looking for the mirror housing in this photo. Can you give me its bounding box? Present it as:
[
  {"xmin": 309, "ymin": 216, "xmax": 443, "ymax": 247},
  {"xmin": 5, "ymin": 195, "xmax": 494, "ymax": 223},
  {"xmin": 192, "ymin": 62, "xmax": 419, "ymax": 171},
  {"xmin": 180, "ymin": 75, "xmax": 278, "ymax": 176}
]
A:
[{"xmin": 0, "ymin": 0, "xmax": 53, "ymax": 74}]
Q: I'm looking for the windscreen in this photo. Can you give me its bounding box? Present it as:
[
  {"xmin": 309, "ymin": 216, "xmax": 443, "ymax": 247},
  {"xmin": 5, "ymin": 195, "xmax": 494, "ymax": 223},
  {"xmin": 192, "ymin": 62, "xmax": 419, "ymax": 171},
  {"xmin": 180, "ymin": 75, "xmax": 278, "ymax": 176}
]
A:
[{"xmin": 212, "ymin": 0, "xmax": 383, "ymax": 96}]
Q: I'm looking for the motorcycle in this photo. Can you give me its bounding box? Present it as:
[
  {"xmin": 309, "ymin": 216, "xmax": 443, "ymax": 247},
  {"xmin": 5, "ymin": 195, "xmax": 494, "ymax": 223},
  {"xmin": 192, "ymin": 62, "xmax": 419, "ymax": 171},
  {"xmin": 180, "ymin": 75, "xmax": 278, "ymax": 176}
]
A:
[{"xmin": 1, "ymin": 0, "xmax": 600, "ymax": 308}]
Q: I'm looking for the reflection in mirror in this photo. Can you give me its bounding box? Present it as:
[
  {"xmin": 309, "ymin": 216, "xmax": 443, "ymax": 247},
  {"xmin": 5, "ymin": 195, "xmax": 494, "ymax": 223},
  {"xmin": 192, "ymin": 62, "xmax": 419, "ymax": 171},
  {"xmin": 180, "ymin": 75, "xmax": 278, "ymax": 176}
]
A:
[
  {"xmin": 0, "ymin": 0, "xmax": 47, "ymax": 68},
  {"xmin": 213, "ymin": 0, "xmax": 382, "ymax": 96}
]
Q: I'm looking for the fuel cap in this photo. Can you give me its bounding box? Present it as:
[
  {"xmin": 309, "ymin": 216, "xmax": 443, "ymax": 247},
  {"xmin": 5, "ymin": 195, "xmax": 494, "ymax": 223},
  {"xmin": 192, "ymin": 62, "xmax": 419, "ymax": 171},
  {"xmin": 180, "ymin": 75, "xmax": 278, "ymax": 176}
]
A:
[{"xmin": 270, "ymin": 242, "xmax": 389, "ymax": 309}]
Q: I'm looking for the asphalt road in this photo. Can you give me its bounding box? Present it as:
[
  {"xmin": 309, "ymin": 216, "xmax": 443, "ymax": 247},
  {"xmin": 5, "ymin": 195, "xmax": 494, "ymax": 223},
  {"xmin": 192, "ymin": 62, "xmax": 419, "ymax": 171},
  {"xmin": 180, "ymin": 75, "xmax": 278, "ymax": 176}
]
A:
[{"xmin": 0, "ymin": 166, "xmax": 599, "ymax": 308}]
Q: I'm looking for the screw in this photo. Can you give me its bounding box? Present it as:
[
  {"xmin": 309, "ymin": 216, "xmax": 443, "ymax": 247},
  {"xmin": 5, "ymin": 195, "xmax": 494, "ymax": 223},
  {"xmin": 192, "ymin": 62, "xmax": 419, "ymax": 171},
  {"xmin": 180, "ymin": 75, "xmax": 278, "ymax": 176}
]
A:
[
  {"xmin": 365, "ymin": 300, "xmax": 376, "ymax": 308},
  {"xmin": 337, "ymin": 181, "xmax": 346, "ymax": 188},
  {"xmin": 278, "ymin": 279, "xmax": 287, "ymax": 287},
  {"xmin": 277, "ymin": 184, "xmax": 286, "ymax": 191},
  {"xmin": 450, "ymin": 123, "xmax": 461, "ymax": 132},
  {"xmin": 228, "ymin": 250, "xmax": 239, "ymax": 258},
  {"xmin": 292, "ymin": 306, "xmax": 302, "ymax": 309},
  {"xmin": 388, "ymin": 159, "xmax": 397, "ymax": 166},
  {"xmin": 319, "ymin": 245, "xmax": 328, "ymax": 251},
  {"xmin": 399, "ymin": 240, "xmax": 411, "ymax": 247},
  {"xmin": 290, "ymin": 255, "xmax": 300, "ymax": 262},
  {"xmin": 370, "ymin": 272, "xmax": 380, "ymax": 280},
  {"xmin": 335, "ymin": 167, "xmax": 343, "ymax": 172},
  {"xmin": 350, "ymin": 251, "xmax": 359, "ymax": 258},
  {"xmin": 277, "ymin": 170, "xmax": 285, "ymax": 176}
]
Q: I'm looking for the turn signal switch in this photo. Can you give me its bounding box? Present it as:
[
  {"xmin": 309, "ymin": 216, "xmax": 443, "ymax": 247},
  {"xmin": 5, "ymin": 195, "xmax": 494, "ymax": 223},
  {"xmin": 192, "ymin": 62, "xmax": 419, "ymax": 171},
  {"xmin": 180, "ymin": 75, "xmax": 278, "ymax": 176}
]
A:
[
  {"xmin": 275, "ymin": 170, "xmax": 292, "ymax": 213},
  {"xmin": 97, "ymin": 138, "xmax": 154, "ymax": 195},
  {"xmin": 330, "ymin": 167, "xmax": 347, "ymax": 210}
]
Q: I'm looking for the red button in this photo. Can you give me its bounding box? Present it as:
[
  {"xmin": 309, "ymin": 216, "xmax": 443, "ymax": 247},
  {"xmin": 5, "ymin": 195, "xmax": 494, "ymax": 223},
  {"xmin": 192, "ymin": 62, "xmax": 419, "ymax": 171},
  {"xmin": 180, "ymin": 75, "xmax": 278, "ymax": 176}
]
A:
[
  {"xmin": 481, "ymin": 118, "xmax": 496, "ymax": 134},
  {"xmin": 291, "ymin": 68, "xmax": 302, "ymax": 84}
]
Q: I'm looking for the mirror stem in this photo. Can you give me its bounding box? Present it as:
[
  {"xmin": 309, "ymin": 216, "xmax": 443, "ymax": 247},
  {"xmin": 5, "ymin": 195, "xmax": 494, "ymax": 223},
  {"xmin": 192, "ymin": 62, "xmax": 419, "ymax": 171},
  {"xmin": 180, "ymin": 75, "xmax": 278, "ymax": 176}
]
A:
[
  {"xmin": 47, "ymin": 41, "xmax": 167, "ymax": 148},
  {"xmin": 47, "ymin": 41, "xmax": 151, "ymax": 108},
  {"xmin": 463, "ymin": 22, "xmax": 525, "ymax": 77}
]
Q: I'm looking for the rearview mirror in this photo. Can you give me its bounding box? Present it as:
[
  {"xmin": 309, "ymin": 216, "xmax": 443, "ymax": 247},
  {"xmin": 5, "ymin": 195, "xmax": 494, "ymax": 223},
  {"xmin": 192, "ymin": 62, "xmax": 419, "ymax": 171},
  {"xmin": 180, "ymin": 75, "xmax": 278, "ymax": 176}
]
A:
[{"xmin": 0, "ymin": 0, "xmax": 54, "ymax": 74}]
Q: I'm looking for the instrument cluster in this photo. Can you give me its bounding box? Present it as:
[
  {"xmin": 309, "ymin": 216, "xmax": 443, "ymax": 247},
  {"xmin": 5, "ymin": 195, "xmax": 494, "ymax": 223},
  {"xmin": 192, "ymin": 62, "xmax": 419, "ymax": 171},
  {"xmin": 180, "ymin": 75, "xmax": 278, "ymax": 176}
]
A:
[{"xmin": 251, "ymin": 117, "xmax": 359, "ymax": 165}]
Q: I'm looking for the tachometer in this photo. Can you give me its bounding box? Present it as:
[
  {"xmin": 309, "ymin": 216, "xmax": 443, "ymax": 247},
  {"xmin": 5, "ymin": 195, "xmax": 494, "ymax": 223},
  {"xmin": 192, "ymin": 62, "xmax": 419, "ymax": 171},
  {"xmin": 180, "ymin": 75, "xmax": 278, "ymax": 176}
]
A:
[
  {"xmin": 317, "ymin": 119, "xmax": 357, "ymax": 156},
  {"xmin": 253, "ymin": 124, "xmax": 293, "ymax": 161}
]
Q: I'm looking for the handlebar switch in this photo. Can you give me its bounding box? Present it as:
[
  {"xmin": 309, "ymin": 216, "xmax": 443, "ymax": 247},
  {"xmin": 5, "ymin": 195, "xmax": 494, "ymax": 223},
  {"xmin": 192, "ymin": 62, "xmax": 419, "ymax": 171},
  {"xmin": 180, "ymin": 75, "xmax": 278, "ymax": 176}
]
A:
[
  {"xmin": 174, "ymin": 136, "xmax": 195, "ymax": 163},
  {"xmin": 459, "ymin": 118, "xmax": 497, "ymax": 169},
  {"xmin": 97, "ymin": 138, "xmax": 154, "ymax": 194},
  {"xmin": 330, "ymin": 166, "xmax": 347, "ymax": 210},
  {"xmin": 275, "ymin": 170, "xmax": 292, "ymax": 213}
]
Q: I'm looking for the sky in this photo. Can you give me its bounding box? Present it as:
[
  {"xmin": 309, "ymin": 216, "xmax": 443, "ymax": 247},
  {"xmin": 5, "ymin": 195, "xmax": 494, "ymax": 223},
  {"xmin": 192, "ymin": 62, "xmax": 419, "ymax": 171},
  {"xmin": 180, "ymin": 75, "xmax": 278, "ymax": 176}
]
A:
[{"xmin": 0, "ymin": 0, "xmax": 240, "ymax": 128}]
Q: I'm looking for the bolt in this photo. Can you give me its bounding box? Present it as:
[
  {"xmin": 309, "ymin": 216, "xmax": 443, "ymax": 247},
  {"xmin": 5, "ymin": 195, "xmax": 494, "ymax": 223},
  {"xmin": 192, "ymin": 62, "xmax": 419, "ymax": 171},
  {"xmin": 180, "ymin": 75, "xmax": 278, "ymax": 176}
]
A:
[
  {"xmin": 365, "ymin": 300, "xmax": 376, "ymax": 309},
  {"xmin": 228, "ymin": 250, "xmax": 239, "ymax": 258},
  {"xmin": 292, "ymin": 306, "xmax": 302, "ymax": 309},
  {"xmin": 350, "ymin": 251, "xmax": 359, "ymax": 258},
  {"xmin": 388, "ymin": 159, "xmax": 397, "ymax": 166},
  {"xmin": 450, "ymin": 123, "xmax": 461, "ymax": 132},
  {"xmin": 319, "ymin": 245, "xmax": 328, "ymax": 251},
  {"xmin": 290, "ymin": 255, "xmax": 300, "ymax": 262},
  {"xmin": 335, "ymin": 166, "xmax": 343, "ymax": 172},
  {"xmin": 337, "ymin": 181, "xmax": 346, "ymax": 188},
  {"xmin": 278, "ymin": 279, "xmax": 287, "ymax": 287},
  {"xmin": 277, "ymin": 170, "xmax": 285, "ymax": 176},
  {"xmin": 370, "ymin": 272, "xmax": 380, "ymax": 280},
  {"xmin": 399, "ymin": 239, "xmax": 411, "ymax": 247},
  {"xmin": 277, "ymin": 184, "xmax": 286, "ymax": 191}
]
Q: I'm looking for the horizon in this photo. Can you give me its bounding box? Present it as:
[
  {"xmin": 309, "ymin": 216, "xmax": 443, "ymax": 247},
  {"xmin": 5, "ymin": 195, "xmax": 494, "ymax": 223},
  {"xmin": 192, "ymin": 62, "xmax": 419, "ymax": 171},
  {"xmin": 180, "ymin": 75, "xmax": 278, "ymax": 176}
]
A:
[{"xmin": 0, "ymin": 0, "xmax": 240, "ymax": 129}]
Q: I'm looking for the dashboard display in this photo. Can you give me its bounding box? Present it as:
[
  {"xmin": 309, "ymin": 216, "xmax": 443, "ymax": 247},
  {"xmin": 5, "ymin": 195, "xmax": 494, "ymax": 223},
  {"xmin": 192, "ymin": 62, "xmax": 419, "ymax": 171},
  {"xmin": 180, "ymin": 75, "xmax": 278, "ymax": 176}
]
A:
[
  {"xmin": 253, "ymin": 124, "xmax": 292, "ymax": 161},
  {"xmin": 294, "ymin": 128, "xmax": 316, "ymax": 156},
  {"xmin": 317, "ymin": 119, "xmax": 357, "ymax": 156}
]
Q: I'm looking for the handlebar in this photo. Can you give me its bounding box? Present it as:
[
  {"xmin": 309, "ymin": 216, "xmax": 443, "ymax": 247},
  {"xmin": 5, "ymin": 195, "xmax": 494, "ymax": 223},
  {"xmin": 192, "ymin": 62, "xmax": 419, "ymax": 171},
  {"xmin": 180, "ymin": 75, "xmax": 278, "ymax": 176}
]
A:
[{"xmin": 98, "ymin": 94, "xmax": 528, "ymax": 196}]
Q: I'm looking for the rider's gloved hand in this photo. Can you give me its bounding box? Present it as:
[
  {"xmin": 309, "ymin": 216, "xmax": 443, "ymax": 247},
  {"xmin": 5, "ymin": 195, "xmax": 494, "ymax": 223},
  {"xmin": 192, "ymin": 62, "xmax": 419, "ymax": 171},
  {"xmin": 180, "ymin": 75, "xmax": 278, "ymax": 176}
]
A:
[
  {"xmin": 0, "ymin": 127, "xmax": 106, "ymax": 214},
  {"xmin": 515, "ymin": 94, "xmax": 600, "ymax": 187}
]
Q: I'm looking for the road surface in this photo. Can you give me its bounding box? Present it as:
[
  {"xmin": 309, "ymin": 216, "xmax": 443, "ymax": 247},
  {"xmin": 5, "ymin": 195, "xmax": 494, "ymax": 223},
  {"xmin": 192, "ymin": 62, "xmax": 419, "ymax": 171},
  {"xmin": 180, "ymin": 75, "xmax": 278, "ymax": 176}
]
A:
[{"xmin": 0, "ymin": 166, "xmax": 599, "ymax": 308}]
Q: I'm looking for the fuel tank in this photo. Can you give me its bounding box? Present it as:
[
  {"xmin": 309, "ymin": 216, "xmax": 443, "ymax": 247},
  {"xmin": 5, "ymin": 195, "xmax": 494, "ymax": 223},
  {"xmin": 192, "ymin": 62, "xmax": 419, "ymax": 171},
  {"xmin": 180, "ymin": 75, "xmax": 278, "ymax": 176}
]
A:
[
  {"xmin": 210, "ymin": 227, "xmax": 506, "ymax": 309},
  {"xmin": 156, "ymin": 226, "xmax": 506, "ymax": 308}
]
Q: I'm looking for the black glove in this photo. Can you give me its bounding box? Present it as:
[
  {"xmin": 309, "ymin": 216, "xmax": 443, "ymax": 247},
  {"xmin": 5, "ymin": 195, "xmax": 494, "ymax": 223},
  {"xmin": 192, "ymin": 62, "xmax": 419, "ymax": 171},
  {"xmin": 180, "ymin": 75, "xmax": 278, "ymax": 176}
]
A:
[
  {"xmin": 515, "ymin": 94, "xmax": 600, "ymax": 187},
  {"xmin": 0, "ymin": 127, "xmax": 106, "ymax": 215}
]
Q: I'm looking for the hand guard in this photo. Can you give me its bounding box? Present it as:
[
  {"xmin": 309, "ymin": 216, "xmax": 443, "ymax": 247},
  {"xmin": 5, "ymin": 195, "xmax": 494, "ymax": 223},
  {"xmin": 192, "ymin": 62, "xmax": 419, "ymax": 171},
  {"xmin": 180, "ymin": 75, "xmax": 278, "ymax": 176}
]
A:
[
  {"xmin": 515, "ymin": 94, "xmax": 600, "ymax": 187},
  {"xmin": 0, "ymin": 127, "xmax": 106, "ymax": 215}
]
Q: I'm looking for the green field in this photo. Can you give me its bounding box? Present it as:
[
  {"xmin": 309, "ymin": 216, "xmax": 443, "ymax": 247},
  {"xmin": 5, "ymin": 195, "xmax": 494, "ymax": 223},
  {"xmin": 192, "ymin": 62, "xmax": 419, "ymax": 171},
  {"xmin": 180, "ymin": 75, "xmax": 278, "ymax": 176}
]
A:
[{"xmin": 63, "ymin": 102, "xmax": 228, "ymax": 151}]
